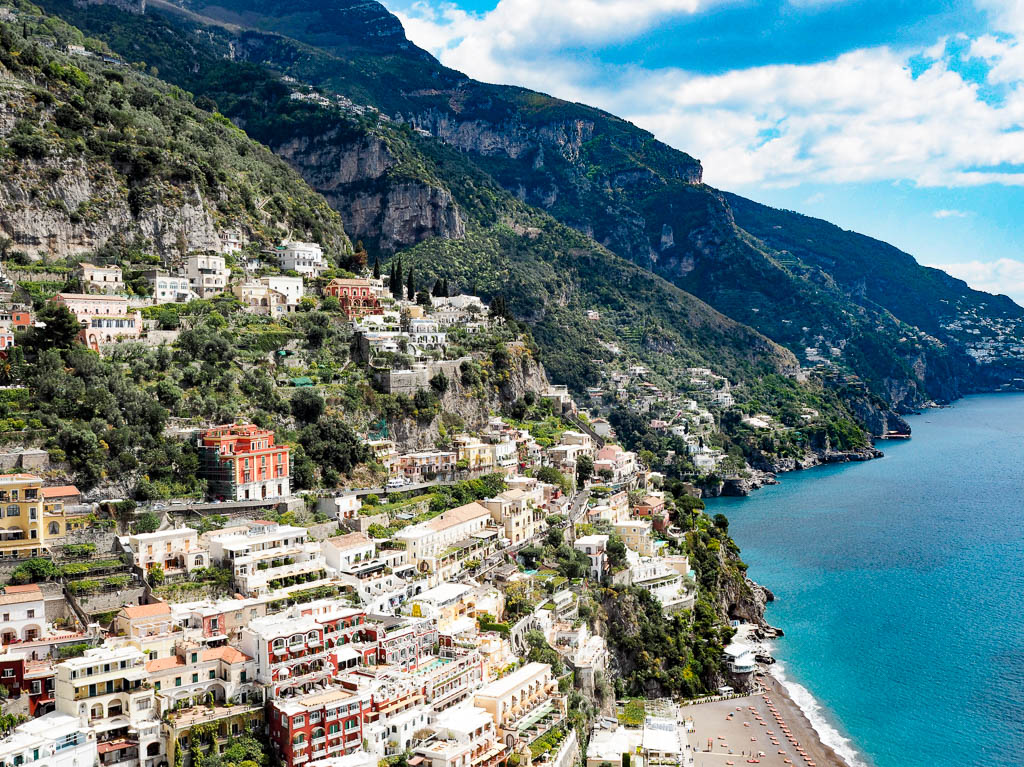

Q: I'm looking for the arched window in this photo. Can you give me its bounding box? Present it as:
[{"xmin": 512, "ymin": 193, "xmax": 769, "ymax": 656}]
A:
[
  {"xmin": 48, "ymin": 522, "xmax": 60, "ymax": 536},
  {"xmin": 312, "ymin": 728, "xmax": 325, "ymax": 740},
  {"xmin": 272, "ymin": 638, "xmax": 285, "ymax": 651},
  {"xmin": 292, "ymin": 733, "xmax": 306, "ymax": 745}
]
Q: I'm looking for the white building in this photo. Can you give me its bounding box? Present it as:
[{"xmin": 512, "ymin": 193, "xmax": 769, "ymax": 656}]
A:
[
  {"xmin": 573, "ymin": 535, "xmax": 609, "ymax": 580},
  {"xmin": 207, "ymin": 521, "xmax": 325, "ymax": 597},
  {"xmin": 260, "ymin": 275, "xmax": 304, "ymax": 307},
  {"xmin": 126, "ymin": 527, "xmax": 209, "ymax": 576},
  {"xmin": 0, "ymin": 585, "xmax": 46, "ymax": 643},
  {"xmin": 184, "ymin": 254, "xmax": 230, "ymax": 298},
  {"xmin": 393, "ymin": 502, "xmax": 493, "ymax": 578},
  {"xmin": 144, "ymin": 270, "xmax": 194, "ymax": 304},
  {"xmin": 279, "ymin": 242, "xmax": 325, "ymax": 278},
  {"xmin": 322, "ymin": 532, "xmax": 376, "ymax": 573},
  {"xmin": 76, "ymin": 263, "xmax": 124, "ymax": 295},
  {"xmin": 0, "ymin": 712, "xmax": 96, "ymax": 767}
]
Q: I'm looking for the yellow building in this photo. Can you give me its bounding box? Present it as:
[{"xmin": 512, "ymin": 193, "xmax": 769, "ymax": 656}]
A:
[
  {"xmin": 41, "ymin": 485, "xmax": 88, "ymax": 540},
  {"xmin": 0, "ymin": 474, "xmax": 47, "ymax": 558},
  {"xmin": 454, "ymin": 435, "xmax": 494, "ymax": 472}
]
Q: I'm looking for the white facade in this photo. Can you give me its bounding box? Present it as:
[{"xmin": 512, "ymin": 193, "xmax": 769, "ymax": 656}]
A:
[
  {"xmin": 279, "ymin": 242, "xmax": 325, "ymax": 277},
  {"xmin": 322, "ymin": 533, "xmax": 376, "ymax": 573},
  {"xmin": 185, "ymin": 254, "xmax": 230, "ymax": 298},
  {"xmin": 573, "ymin": 535, "xmax": 608, "ymax": 580},
  {"xmin": 260, "ymin": 275, "xmax": 304, "ymax": 306},
  {"xmin": 127, "ymin": 527, "xmax": 208, "ymax": 574},
  {"xmin": 0, "ymin": 712, "xmax": 95, "ymax": 767},
  {"xmin": 146, "ymin": 271, "xmax": 194, "ymax": 304},
  {"xmin": 207, "ymin": 521, "xmax": 325, "ymax": 596},
  {"xmin": 0, "ymin": 589, "xmax": 46, "ymax": 643}
]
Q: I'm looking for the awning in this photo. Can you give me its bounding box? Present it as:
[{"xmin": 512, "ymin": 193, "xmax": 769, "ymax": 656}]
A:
[
  {"xmin": 336, "ymin": 647, "xmax": 361, "ymax": 663},
  {"xmin": 98, "ymin": 740, "xmax": 137, "ymax": 754}
]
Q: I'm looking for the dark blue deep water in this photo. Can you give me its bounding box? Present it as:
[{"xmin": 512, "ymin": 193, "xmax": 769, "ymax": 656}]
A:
[{"xmin": 707, "ymin": 394, "xmax": 1024, "ymax": 767}]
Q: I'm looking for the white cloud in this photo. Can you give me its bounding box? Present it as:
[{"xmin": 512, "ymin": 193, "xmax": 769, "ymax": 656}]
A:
[
  {"xmin": 933, "ymin": 208, "xmax": 971, "ymax": 218},
  {"xmin": 390, "ymin": 1, "xmax": 1024, "ymax": 190},
  {"xmin": 932, "ymin": 257, "xmax": 1024, "ymax": 303}
]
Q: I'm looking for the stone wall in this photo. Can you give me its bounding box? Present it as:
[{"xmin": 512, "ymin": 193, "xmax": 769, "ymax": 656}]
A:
[
  {"xmin": 0, "ymin": 449, "xmax": 49, "ymax": 471},
  {"xmin": 378, "ymin": 357, "xmax": 469, "ymax": 396}
]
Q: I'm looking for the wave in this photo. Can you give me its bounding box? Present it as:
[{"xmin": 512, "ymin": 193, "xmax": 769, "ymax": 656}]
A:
[{"xmin": 768, "ymin": 651, "xmax": 871, "ymax": 767}]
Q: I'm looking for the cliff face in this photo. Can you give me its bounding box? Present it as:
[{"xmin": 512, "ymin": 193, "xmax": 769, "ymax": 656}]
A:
[
  {"xmin": 0, "ymin": 155, "xmax": 220, "ymax": 259},
  {"xmin": 272, "ymin": 130, "xmax": 464, "ymax": 252}
]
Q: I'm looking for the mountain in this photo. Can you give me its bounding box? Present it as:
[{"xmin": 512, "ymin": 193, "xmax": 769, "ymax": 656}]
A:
[
  {"xmin": 45, "ymin": 0, "xmax": 1024, "ymax": 417},
  {"xmin": 0, "ymin": 1, "xmax": 353, "ymax": 266}
]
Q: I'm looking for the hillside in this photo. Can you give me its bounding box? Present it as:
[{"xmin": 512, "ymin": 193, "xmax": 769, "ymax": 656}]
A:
[
  {"xmin": 0, "ymin": 0, "xmax": 352, "ymax": 265},
  {"xmin": 89, "ymin": 0, "xmax": 1024, "ymax": 413}
]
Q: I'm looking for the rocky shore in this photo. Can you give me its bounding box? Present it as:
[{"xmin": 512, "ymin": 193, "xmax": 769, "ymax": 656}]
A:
[{"xmin": 705, "ymin": 445, "xmax": 885, "ymax": 497}]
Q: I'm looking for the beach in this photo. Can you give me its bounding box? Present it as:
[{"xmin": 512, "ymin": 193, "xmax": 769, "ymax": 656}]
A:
[{"xmin": 685, "ymin": 673, "xmax": 850, "ymax": 767}]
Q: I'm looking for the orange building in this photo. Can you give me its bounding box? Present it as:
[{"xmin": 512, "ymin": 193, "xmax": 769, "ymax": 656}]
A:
[
  {"xmin": 323, "ymin": 278, "xmax": 383, "ymax": 320},
  {"xmin": 198, "ymin": 424, "xmax": 290, "ymax": 501}
]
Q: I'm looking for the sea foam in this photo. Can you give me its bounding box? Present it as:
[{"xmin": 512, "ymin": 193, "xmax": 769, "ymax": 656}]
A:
[{"xmin": 770, "ymin": 655, "xmax": 871, "ymax": 767}]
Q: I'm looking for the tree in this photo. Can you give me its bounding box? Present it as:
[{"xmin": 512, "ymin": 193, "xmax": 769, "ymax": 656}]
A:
[
  {"xmin": 394, "ymin": 259, "xmax": 404, "ymax": 299},
  {"xmin": 576, "ymin": 455, "xmax": 594, "ymax": 486},
  {"xmin": 291, "ymin": 389, "xmax": 325, "ymax": 424},
  {"xmin": 300, "ymin": 416, "xmax": 371, "ymax": 480},
  {"xmin": 406, "ymin": 268, "xmax": 415, "ymax": 301},
  {"xmin": 415, "ymin": 289, "xmax": 432, "ymax": 306},
  {"xmin": 134, "ymin": 511, "xmax": 161, "ymax": 534},
  {"xmin": 713, "ymin": 513, "xmax": 730, "ymax": 532},
  {"xmin": 373, "ymin": 255, "xmax": 381, "ymax": 279},
  {"xmin": 148, "ymin": 563, "xmax": 164, "ymax": 585},
  {"xmin": 606, "ymin": 535, "xmax": 628, "ymax": 571},
  {"xmin": 536, "ymin": 466, "xmax": 569, "ymax": 493},
  {"xmin": 22, "ymin": 303, "xmax": 82, "ymax": 353},
  {"xmin": 441, "ymin": 278, "xmax": 450, "ymax": 297},
  {"xmin": 432, "ymin": 278, "xmax": 444, "ymax": 297},
  {"xmin": 429, "ymin": 372, "xmax": 449, "ymax": 394},
  {"xmin": 597, "ymin": 467, "xmax": 614, "ymax": 482}
]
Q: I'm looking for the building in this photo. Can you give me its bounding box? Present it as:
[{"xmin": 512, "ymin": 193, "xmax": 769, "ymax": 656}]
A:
[
  {"xmin": 323, "ymin": 279, "xmax": 382, "ymax": 320},
  {"xmin": 143, "ymin": 270, "xmax": 193, "ymax": 304},
  {"xmin": 261, "ymin": 275, "xmax": 304, "ymax": 307},
  {"xmin": 473, "ymin": 662, "xmax": 564, "ymax": 749},
  {"xmin": 407, "ymin": 318, "xmax": 445, "ymax": 349},
  {"xmin": 322, "ymin": 533, "xmax": 376, "ymax": 573},
  {"xmin": 184, "ymin": 254, "xmax": 230, "ymax": 299},
  {"xmin": 126, "ymin": 528, "xmax": 208, "ymax": 576},
  {"xmin": 232, "ymin": 282, "xmax": 290, "ymax": 317},
  {"xmin": 393, "ymin": 503, "xmax": 493, "ymax": 577},
  {"xmin": 145, "ymin": 642, "xmax": 256, "ymax": 711},
  {"xmin": 279, "ymin": 242, "xmax": 326, "ymax": 278},
  {"xmin": 317, "ymin": 493, "xmax": 362, "ymax": 521},
  {"xmin": 0, "ymin": 584, "xmax": 46, "ymax": 643},
  {"xmin": 414, "ymin": 703, "xmax": 505, "ymax": 767},
  {"xmin": 0, "ymin": 712, "xmax": 96, "ymax": 767},
  {"xmin": 627, "ymin": 559, "xmax": 694, "ymax": 611},
  {"xmin": 572, "ymin": 535, "xmax": 608, "ymax": 581},
  {"xmin": 113, "ymin": 603, "xmax": 175, "ymax": 641},
  {"xmin": 0, "ymin": 474, "xmax": 45, "ymax": 560},
  {"xmin": 41, "ymin": 486, "xmax": 87, "ymax": 541},
  {"xmin": 76, "ymin": 263, "xmax": 124, "ymax": 295},
  {"xmin": 395, "ymin": 451, "xmax": 456, "ymax": 482},
  {"xmin": 454, "ymin": 437, "xmax": 493, "ymax": 474},
  {"xmin": 593, "ymin": 445, "xmax": 637, "ymax": 483},
  {"xmin": 207, "ymin": 520, "xmax": 324, "ymax": 597},
  {"xmin": 54, "ymin": 646, "xmax": 162, "ymax": 767},
  {"xmin": 642, "ymin": 714, "xmax": 693, "ymax": 767},
  {"xmin": 722, "ymin": 643, "xmax": 756, "ymax": 675},
  {"xmin": 633, "ymin": 495, "xmax": 669, "ymax": 532},
  {"xmin": 268, "ymin": 688, "xmax": 367, "ymax": 767},
  {"xmin": 238, "ymin": 613, "xmax": 335, "ymax": 698},
  {"xmin": 50, "ymin": 294, "xmax": 141, "ymax": 351},
  {"xmin": 198, "ymin": 424, "xmax": 290, "ymax": 501},
  {"xmin": 481, "ymin": 489, "xmax": 542, "ymax": 545},
  {"xmin": 613, "ymin": 519, "xmax": 654, "ymax": 557}
]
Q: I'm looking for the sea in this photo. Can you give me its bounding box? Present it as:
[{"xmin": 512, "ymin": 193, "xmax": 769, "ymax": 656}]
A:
[{"xmin": 706, "ymin": 393, "xmax": 1024, "ymax": 767}]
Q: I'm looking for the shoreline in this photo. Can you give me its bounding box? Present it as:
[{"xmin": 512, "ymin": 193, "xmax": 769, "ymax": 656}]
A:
[{"xmin": 685, "ymin": 674, "xmax": 853, "ymax": 767}]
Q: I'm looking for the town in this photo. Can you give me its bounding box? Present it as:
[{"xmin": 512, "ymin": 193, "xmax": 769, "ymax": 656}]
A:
[{"xmin": 0, "ymin": 231, "xmax": 769, "ymax": 767}]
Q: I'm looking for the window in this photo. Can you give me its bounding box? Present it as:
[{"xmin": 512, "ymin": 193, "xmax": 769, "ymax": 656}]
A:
[
  {"xmin": 2, "ymin": 669, "xmax": 12, "ymax": 678},
  {"xmin": 192, "ymin": 673, "xmax": 198, "ymax": 684},
  {"xmin": 6, "ymin": 505, "xmax": 18, "ymax": 516},
  {"xmin": 293, "ymin": 715, "xmax": 305, "ymax": 728},
  {"xmin": 26, "ymin": 610, "xmax": 33, "ymax": 619},
  {"xmin": 209, "ymin": 670, "xmax": 215, "ymax": 680},
  {"xmin": 175, "ymin": 677, "xmax": 181, "ymax": 687}
]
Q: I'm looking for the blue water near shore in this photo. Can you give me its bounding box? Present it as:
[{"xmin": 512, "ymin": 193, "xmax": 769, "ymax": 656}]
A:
[{"xmin": 707, "ymin": 393, "xmax": 1024, "ymax": 767}]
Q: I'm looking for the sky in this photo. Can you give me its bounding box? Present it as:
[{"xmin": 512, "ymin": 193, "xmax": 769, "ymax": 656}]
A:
[{"xmin": 379, "ymin": 0, "xmax": 1024, "ymax": 305}]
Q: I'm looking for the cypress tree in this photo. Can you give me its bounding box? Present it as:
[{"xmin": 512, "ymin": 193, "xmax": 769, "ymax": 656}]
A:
[
  {"xmin": 442, "ymin": 278, "xmax": 449, "ymax": 297},
  {"xmin": 373, "ymin": 255, "xmax": 380, "ymax": 279},
  {"xmin": 432, "ymin": 278, "xmax": 442, "ymax": 297},
  {"xmin": 406, "ymin": 269, "xmax": 415, "ymax": 301},
  {"xmin": 394, "ymin": 259, "xmax": 404, "ymax": 299}
]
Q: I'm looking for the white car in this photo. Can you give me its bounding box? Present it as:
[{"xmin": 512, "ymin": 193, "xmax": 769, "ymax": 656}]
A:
[{"xmin": 386, "ymin": 478, "xmax": 409, "ymax": 490}]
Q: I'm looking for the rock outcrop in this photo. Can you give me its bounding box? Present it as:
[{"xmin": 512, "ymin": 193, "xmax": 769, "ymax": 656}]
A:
[{"xmin": 272, "ymin": 130, "xmax": 464, "ymax": 253}]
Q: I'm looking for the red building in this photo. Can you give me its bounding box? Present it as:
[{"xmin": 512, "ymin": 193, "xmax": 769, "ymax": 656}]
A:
[
  {"xmin": 25, "ymin": 660, "xmax": 55, "ymax": 716},
  {"xmin": 198, "ymin": 424, "xmax": 290, "ymax": 501},
  {"xmin": 269, "ymin": 687, "xmax": 369, "ymax": 767},
  {"xmin": 633, "ymin": 495, "xmax": 670, "ymax": 532},
  {"xmin": 323, "ymin": 279, "xmax": 383, "ymax": 320},
  {"xmin": 0, "ymin": 653, "xmax": 24, "ymax": 697}
]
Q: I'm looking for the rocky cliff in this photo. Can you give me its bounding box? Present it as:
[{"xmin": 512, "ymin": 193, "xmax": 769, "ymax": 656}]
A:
[
  {"xmin": 272, "ymin": 130, "xmax": 464, "ymax": 252},
  {"xmin": 0, "ymin": 18, "xmax": 351, "ymax": 262}
]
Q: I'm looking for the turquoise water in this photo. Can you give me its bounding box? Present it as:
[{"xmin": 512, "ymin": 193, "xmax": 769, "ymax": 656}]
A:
[{"xmin": 708, "ymin": 393, "xmax": 1024, "ymax": 767}]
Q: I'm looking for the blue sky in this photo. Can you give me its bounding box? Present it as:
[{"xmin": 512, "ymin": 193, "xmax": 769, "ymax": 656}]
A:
[{"xmin": 382, "ymin": 0, "xmax": 1024, "ymax": 304}]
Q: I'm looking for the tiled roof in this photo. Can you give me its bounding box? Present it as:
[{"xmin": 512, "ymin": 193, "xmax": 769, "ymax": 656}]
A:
[
  {"xmin": 41, "ymin": 485, "xmax": 80, "ymax": 498},
  {"xmin": 120, "ymin": 602, "xmax": 171, "ymax": 620},
  {"xmin": 146, "ymin": 656, "xmax": 185, "ymax": 673},
  {"xmin": 324, "ymin": 532, "xmax": 372, "ymax": 551},
  {"xmin": 428, "ymin": 502, "xmax": 490, "ymax": 531},
  {"xmin": 202, "ymin": 646, "xmax": 251, "ymax": 664}
]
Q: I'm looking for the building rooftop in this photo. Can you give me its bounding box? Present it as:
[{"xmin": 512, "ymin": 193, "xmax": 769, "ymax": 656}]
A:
[
  {"xmin": 475, "ymin": 661, "xmax": 550, "ymax": 700},
  {"xmin": 120, "ymin": 602, "xmax": 172, "ymax": 620}
]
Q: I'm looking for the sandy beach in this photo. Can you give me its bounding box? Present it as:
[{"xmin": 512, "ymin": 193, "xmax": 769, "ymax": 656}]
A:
[{"xmin": 684, "ymin": 673, "xmax": 850, "ymax": 767}]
